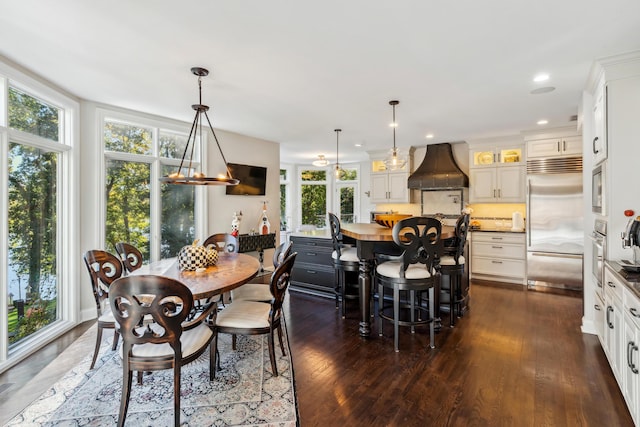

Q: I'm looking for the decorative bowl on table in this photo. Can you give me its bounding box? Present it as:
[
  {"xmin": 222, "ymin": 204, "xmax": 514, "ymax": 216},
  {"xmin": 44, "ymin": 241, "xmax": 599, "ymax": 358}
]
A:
[{"xmin": 374, "ymin": 214, "xmax": 412, "ymax": 228}]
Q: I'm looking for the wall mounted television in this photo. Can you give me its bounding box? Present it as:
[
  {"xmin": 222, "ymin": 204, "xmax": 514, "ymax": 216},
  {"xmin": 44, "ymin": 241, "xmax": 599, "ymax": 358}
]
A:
[{"xmin": 225, "ymin": 163, "xmax": 267, "ymax": 196}]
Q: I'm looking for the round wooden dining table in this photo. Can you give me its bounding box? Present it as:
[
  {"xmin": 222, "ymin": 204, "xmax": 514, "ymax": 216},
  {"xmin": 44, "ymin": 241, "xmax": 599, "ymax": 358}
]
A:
[{"xmin": 131, "ymin": 252, "xmax": 261, "ymax": 299}]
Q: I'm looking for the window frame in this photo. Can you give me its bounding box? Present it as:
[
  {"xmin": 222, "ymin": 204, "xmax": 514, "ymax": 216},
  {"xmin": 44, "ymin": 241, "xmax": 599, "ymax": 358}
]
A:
[
  {"xmin": 0, "ymin": 62, "xmax": 79, "ymax": 372},
  {"xmin": 98, "ymin": 108, "xmax": 205, "ymax": 263}
]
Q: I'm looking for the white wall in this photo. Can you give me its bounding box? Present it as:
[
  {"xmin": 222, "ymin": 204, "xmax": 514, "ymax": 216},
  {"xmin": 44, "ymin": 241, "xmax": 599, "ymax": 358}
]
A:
[{"xmin": 205, "ymin": 129, "xmax": 280, "ymax": 262}]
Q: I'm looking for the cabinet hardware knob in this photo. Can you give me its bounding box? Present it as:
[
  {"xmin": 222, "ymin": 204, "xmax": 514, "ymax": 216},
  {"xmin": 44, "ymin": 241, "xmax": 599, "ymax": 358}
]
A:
[
  {"xmin": 594, "ymin": 304, "xmax": 601, "ymax": 310},
  {"xmin": 607, "ymin": 281, "xmax": 616, "ymax": 288},
  {"xmin": 491, "ymin": 260, "xmax": 503, "ymax": 264},
  {"xmin": 593, "ymin": 137, "xmax": 599, "ymax": 154},
  {"xmin": 492, "ymin": 246, "xmax": 503, "ymax": 249},
  {"xmin": 631, "ymin": 307, "xmax": 640, "ymax": 318}
]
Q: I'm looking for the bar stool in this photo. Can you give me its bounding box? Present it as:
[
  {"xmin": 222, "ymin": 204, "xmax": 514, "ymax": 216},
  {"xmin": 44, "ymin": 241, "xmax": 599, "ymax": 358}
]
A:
[
  {"xmin": 328, "ymin": 213, "xmax": 361, "ymax": 318},
  {"xmin": 438, "ymin": 214, "xmax": 469, "ymax": 327}
]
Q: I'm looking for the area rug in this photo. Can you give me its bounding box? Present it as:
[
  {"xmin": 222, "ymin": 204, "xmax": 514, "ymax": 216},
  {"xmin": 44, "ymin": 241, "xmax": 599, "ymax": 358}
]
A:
[{"xmin": 7, "ymin": 323, "xmax": 298, "ymax": 426}]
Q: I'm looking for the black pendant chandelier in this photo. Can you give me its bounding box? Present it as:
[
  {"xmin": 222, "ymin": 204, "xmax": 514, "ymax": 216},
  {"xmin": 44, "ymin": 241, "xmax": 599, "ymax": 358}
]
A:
[
  {"xmin": 334, "ymin": 128, "xmax": 342, "ymax": 178},
  {"xmin": 160, "ymin": 67, "xmax": 239, "ymax": 186}
]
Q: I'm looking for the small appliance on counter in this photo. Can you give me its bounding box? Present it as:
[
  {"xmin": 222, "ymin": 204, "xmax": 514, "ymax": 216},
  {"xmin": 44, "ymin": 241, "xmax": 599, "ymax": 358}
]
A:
[
  {"xmin": 621, "ymin": 214, "xmax": 640, "ymax": 272},
  {"xmin": 511, "ymin": 211, "xmax": 525, "ymax": 232}
]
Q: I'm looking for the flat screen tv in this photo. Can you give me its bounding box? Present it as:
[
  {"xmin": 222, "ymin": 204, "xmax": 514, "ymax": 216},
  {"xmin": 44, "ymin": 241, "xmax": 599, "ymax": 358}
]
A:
[{"xmin": 225, "ymin": 163, "xmax": 267, "ymax": 196}]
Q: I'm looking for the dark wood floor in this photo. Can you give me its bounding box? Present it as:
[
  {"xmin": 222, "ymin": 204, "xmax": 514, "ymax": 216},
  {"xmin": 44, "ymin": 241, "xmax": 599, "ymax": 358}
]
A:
[{"xmin": 0, "ymin": 281, "xmax": 633, "ymax": 426}]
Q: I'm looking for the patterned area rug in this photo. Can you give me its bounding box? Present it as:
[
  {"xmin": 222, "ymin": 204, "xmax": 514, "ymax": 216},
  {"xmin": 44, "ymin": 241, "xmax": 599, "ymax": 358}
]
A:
[{"xmin": 8, "ymin": 324, "xmax": 298, "ymax": 426}]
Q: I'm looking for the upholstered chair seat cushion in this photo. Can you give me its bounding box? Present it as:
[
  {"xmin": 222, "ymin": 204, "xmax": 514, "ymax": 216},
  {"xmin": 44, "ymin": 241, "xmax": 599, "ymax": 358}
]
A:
[
  {"xmin": 216, "ymin": 300, "xmax": 273, "ymax": 329},
  {"xmin": 331, "ymin": 246, "xmax": 360, "ymax": 262},
  {"xmin": 376, "ymin": 261, "xmax": 432, "ymax": 279},
  {"xmin": 120, "ymin": 322, "xmax": 213, "ymax": 359},
  {"xmin": 439, "ymin": 255, "xmax": 465, "ymax": 266},
  {"xmin": 231, "ymin": 283, "xmax": 272, "ymax": 302}
]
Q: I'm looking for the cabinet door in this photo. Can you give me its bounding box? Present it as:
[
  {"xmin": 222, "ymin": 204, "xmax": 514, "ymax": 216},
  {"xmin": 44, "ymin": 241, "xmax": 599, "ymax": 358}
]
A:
[
  {"xmin": 606, "ymin": 296, "xmax": 624, "ymax": 383},
  {"xmin": 387, "ymin": 172, "xmax": 408, "ymax": 202},
  {"xmin": 527, "ymin": 139, "xmax": 562, "ymax": 158},
  {"xmin": 370, "ymin": 174, "xmax": 389, "ymax": 203},
  {"xmin": 496, "ymin": 166, "xmax": 525, "ymax": 202},
  {"xmin": 560, "ymin": 136, "xmax": 582, "ymax": 156},
  {"xmin": 623, "ymin": 312, "xmax": 639, "ymax": 421},
  {"xmin": 471, "ymin": 149, "xmax": 496, "ymax": 167},
  {"xmin": 469, "ymin": 168, "xmax": 497, "ymax": 202},
  {"xmin": 592, "ymin": 82, "xmax": 607, "ymax": 165}
]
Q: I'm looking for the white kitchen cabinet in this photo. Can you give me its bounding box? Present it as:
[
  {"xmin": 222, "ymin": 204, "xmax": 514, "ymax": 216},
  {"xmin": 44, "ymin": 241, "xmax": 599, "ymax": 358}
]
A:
[
  {"xmin": 368, "ymin": 149, "xmax": 413, "ymax": 204},
  {"xmin": 370, "ymin": 171, "xmax": 409, "ymax": 203},
  {"xmin": 470, "ymin": 145, "xmax": 523, "ymax": 167},
  {"xmin": 604, "ymin": 266, "xmax": 625, "ymax": 384},
  {"xmin": 469, "ymin": 166, "xmax": 525, "ymax": 203},
  {"xmin": 526, "ymin": 135, "xmax": 582, "ymax": 158},
  {"xmin": 623, "ymin": 285, "xmax": 640, "ymax": 425},
  {"xmin": 470, "ymin": 232, "xmax": 525, "ymax": 284},
  {"xmin": 592, "ymin": 77, "xmax": 608, "ymax": 165},
  {"xmin": 594, "ymin": 290, "xmax": 606, "ymax": 347}
]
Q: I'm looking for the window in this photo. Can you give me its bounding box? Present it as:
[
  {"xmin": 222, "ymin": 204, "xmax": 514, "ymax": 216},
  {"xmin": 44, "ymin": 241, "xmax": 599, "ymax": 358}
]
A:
[
  {"xmin": 3, "ymin": 83, "xmax": 74, "ymax": 355},
  {"xmin": 299, "ymin": 169, "xmax": 327, "ymax": 228},
  {"xmin": 280, "ymin": 168, "xmax": 290, "ymax": 231},
  {"xmin": 335, "ymin": 167, "xmax": 359, "ymax": 224},
  {"xmin": 103, "ymin": 115, "xmax": 197, "ymax": 261}
]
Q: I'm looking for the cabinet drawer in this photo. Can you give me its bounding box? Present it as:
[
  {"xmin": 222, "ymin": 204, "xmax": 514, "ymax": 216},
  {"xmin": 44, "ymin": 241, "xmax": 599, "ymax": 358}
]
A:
[
  {"xmin": 471, "ymin": 232, "xmax": 524, "ymax": 245},
  {"xmin": 471, "ymin": 241, "xmax": 525, "ymax": 260},
  {"xmin": 471, "ymin": 257, "xmax": 525, "ymax": 278},
  {"xmin": 294, "ymin": 246, "xmax": 333, "ymax": 265},
  {"xmin": 624, "ymin": 286, "xmax": 640, "ymax": 329},
  {"xmin": 291, "ymin": 264, "xmax": 335, "ymax": 289},
  {"xmin": 605, "ymin": 266, "xmax": 625, "ymax": 303}
]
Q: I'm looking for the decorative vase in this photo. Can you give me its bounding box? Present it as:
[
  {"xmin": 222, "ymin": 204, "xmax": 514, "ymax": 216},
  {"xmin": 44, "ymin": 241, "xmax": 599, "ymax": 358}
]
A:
[{"xmin": 178, "ymin": 240, "xmax": 208, "ymax": 271}]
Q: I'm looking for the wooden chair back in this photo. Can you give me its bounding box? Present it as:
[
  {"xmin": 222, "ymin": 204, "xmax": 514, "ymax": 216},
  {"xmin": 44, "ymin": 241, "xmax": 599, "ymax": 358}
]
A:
[
  {"xmin": 392, "ymin": 216, "xmax": 443, "ymax": 277},
  {"xmin": 114, "ymin": 242, "xmax": 144, "ymax": 274},
  {"xmin": 83, "ymin": 250, "xmax": 124, "ymax": 315},
  {"xmin": 273, "ymin": 241, "xmax": 293, "ymax": 268},
  {"xmin": 268, "ymin": 252, "xmax": 297, "ymax": 324},
  {"xmin": 203, "ymin": 233, "xmax": 239, "ymax": 253}
]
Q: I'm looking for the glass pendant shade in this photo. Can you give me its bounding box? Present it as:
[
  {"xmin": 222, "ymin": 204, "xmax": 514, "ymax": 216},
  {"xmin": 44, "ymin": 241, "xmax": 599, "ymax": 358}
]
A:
[
  {"xmin": 160, "ymin": 67, "xmax": 239, "ymax": 186},
  {"xmin": 383, "ymin": 100, "xmax": 407, "ymax": 171},
  {"xmin": 312, "ymin": 155, "xmax": 329, "ymax": 167}
]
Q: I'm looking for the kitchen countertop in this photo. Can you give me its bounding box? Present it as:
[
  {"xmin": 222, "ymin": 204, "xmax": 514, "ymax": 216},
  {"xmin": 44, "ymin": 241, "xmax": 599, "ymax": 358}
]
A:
[
  {"xmin": 289, "ymin": 229, "xmax": 332, "ymax": 239},
  {"xmin": 606, "ymin": 260, "xmax": 640, "ymax": 298},
  {"xmin": 470, "ymin": 228, "xmax": 526, "ymax": 233}
]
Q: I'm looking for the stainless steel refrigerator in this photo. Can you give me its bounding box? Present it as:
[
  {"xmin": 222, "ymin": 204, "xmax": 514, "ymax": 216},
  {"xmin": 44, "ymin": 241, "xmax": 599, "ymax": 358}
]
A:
[{"xmin": 526, "ymin": 157, "xmax": 584, "ymax": 292}]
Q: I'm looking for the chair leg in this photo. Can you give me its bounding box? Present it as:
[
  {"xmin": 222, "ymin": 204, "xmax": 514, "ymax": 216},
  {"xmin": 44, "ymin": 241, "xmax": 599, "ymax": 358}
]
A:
[
  {"xmin": 209, "ymin": 341, "xmax": 215, "ymax": 381},
  {"xmin": 232, "ymin": 334, "xmax": 237, "ymax": 350},
  {"xmin": 450, "ymin": 273, "xmax": 456, "ymax": 328},
  {"xmin": 394, "ymin": 285, "xmax": 400, "ymax": 352},
  {"xmin": 428, "ymin": 287, "xmax": 435, "ymax": 349},
  {"xmin": 341, "ymin": 269, "xmax": 347, "ymax": 319},
  {"xmin": 334, "ymin": 267, "xmax": 340, "ymax": 310},
  {"xmin": 112, "ymin": 329, "xmax": 120, "ymax": 351},
  {"xmin": 268, "ymin": 331, "xmax": 279, "ymax": 376},
  {"xmin": 90, "ymin": 326, "xmax": 103, "ymax": 370},
  {"xmin": 118, "ymin": 363, "xmax": 133, "ymax": 427},
  {"xmin": 212, "ymin": 331, "xmax": 219, "ymax": 379},
  {"xmin": 378, "ymin": 282, "xmax": 384, "ymax": 337},
  {"xmin": 276, "ymin": 324, "xmax": 286, "ymax": 356},
  {"xmin": 410, "ymin": 290, "xmax": 416, "ymax": 334},
  {"xmin": 173, "ymin": 364, "xmax": 181, "ymax": 427}
]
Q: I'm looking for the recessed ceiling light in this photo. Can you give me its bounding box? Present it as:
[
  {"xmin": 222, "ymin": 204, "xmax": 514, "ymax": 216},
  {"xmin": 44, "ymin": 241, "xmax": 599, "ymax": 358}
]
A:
[
  {"xmin": 530, "ymin": 86, "xmax": 555, "ymax": 95},
  {"xmin": 354, "ymin": 143, "xmax": 362, "ymax": 147},
  {"xmin": 537, "ymin": 119, "xmax": 548, "ymax": 125},
  {"xmin": 425, "ymin": 133, "xmax": 434, "ymax": 139},
  {"xmin": 534, "ymin": 73, "xmax": 550, "ymax": 82}
]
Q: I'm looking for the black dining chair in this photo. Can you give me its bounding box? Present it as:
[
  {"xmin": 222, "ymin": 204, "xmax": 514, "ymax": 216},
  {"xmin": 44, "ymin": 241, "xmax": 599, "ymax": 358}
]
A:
[
  {"xmin": 109, "ymin": 274, "xmax": 216, "ymax": 427},
  {"xmin": 439, "ymin": 214, "xmax": 470, "ymax": 327},
  {"xmin": 328, "ymin": 212, "xmax": 361, "ymax": 318},
  {"xmin": 212, "ymin": 252, "xmax": 297, "ymax": 377},
  {"xmin": 83, "ymin": 250, "xmax": 124, "ymax": 369},
  {"xmin": 231, "ymin": 241, "xmax": 293, "ymax": 302},
  {"xmin": 375, "ymin": 216, "xmax": 443, "ymax": 352}
]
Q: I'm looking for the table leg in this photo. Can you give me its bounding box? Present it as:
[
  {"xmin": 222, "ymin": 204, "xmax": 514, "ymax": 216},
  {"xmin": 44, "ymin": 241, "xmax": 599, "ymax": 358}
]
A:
[
  {"xmin": 358, "ymin": 259, "xmax": 372, "ymax": 337},
  {"xmin": 258, "ymin": 247, "xmax": 265, "ymax": 272}
]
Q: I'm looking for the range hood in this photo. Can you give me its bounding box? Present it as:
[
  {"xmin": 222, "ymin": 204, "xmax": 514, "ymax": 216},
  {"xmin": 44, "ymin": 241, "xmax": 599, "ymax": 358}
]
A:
[{"xmin": 408, "ymin": 143, "xmax": 469, "ymax": 189}]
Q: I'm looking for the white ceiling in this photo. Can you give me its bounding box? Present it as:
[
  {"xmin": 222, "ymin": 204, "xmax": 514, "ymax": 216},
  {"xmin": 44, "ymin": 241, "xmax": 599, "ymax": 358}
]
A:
[{"xmin": 1, "ymin": 1, "xmax": 639, "ymax": 164}]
